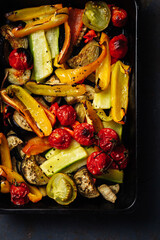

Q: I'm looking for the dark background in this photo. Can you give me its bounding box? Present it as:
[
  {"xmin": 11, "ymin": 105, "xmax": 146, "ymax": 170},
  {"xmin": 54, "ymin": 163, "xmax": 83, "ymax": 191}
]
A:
[{"xmin": 0, "ymin": 0, "xmax": 160, "ymax": 239}]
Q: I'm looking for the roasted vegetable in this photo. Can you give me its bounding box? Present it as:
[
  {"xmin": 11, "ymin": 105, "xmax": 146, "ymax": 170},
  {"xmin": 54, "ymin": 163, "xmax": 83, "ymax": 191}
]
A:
[
  {"xmin": 46, "ymin": 173, "xmax": 77, "ymax": 205},
  {"xmin": 21, "ymin": 155, "xmax": 49, "ymax": 186},
  {"xmin": 98, "ymin": 184, "xmax": 117, "ymax": 203},
  {"xmin": 5, "ymin": 68, "xmax": 31, "ymax": 85},
  {"xmin": 73, "ymin": 166, "xmax": 100, "ymax": 198},
  {"xmin": 0, "ymin": 133, "xmax": 12, "ymax": 169},
  {"xmin": 111, "ymin": 60, "xmax": 131, "ymax": 124},
  {"xmin": 11, "ymin": 8, "xmax": 69, "ymax": 38},
  {"xmin": 25, "ymin": 81, "xmax": 86, "ymax": 97},
  {"xmin": 1, "ymin": 85, "xmax": 52, "ymax": 137},
  {"xmin": 82, "ymin": 1, "xmax": 111, "ymax": 31},
  {"xmin": 12, "ymin": 111, "xmax": 33, "ymax": 132},
  {"xmin": 7, "ymin": 131, "xmax": 23, "ymax": 150},
  {"xmin": 55, "ymin": 42, "xmax": 107, "ymax": 84}
]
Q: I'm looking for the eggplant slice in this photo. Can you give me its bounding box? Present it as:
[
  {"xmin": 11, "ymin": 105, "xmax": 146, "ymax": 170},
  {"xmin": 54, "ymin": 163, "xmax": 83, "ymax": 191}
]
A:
[{"xmin": 21, "ymin": 155, "xmax": 49, "ymax": 186}]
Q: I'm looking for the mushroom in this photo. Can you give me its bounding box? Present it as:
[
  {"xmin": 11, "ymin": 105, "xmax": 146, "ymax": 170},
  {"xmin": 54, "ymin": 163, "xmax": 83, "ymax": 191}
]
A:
[
  {"xmin": 98, "ymin": 184, "xmax": 120, "ymax": 203},
  {"xmin": 73, "ymin": 166, "xmax": 100, "ymax": 198}
]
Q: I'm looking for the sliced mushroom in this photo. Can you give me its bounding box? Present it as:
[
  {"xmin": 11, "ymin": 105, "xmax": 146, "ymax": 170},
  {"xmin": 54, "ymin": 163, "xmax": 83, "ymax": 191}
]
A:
[
  {"xmin": 21, "ymin": 155, "xmax": 49, "ymax": 186},
  {"xmin": 73, "ymin": 166, "xmax": 100, "ymax": 198},
  {"xmin": 65, "ymin": 85, "xmax": 95, "ymax": 105},
  {"xmin": 68, "ymin": 40, "xmax": 99, "ymax": 69},
  {"xmin": 0, "ymin": 24, "xmax": 28, "ymax": 49}
]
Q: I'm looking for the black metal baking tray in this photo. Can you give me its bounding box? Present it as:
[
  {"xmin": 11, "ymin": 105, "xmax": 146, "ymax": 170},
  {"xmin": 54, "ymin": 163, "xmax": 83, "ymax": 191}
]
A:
[{"xmin": 0, "ymin": 0, "xmax": 138, "ymax": 213}]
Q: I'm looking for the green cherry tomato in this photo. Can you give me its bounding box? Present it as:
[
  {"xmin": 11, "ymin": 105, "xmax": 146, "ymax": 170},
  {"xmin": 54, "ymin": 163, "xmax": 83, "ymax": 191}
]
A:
[{"xmin": 82, "ymin": 1, "xmax": 111, "ymax": 32}]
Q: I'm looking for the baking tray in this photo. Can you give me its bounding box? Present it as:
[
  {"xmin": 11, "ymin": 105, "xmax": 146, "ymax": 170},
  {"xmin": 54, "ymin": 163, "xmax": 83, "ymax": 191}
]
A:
[{"xmin": 0, "ymin": 0, "xmax": 138, "ymax": 213}]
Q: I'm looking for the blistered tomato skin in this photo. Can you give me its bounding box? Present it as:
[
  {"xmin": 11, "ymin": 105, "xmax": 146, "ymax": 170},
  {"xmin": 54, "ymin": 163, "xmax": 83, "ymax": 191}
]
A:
[
  {"xmin": 10, "ymin": 182, "xmax": 30, "ymax": 206},
  {"xmin": 111, "ymin": 7, "xmax": 127, "ymax": 27},
  {"xmin": 110, "ymin": 144, "xmax": 128, "ymax": 169},
  {"xmin": 9, "ymin": 48, "xmax": 33, "ymax": 70},
  {"xmin": 98, "ymin": 128, "xmax": 119, "ymax": 153},
  {"xmin": 74, "ymin": 123, "xmax": 95, "ymax": 146},
  {"xmin": 48, "ymin": 128, "xmax": 72, "ymax": 149},
  {"xmin": 57, "ymin": 105, "xmax": 77, "ymax": 126},
  {"xmin": 87, "ymin": 151, "xmax": 112, "ymax": 175},
  {"xmin": 109, "ymin": 34, "xmax": 128, "ymax": 59}
]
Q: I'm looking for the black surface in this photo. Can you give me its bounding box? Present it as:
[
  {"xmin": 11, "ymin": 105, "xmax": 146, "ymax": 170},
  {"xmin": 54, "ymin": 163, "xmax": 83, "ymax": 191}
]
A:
[{"xmin": 0, "ymin": 0, "xmax": 160, "ymax": 239}]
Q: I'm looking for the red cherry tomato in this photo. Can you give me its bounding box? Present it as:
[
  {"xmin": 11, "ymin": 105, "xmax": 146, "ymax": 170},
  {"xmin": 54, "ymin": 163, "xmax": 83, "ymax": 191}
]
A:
[
  {"xmin": 111, "ymin": 7, "xmax": 127, "ymax": 27},
  {"xmin": 9, "ymin": 48, "xmax": 33, "ymax": 70},
  {"xmin": 49, "ymin": 102, "xmax": 59, "ymax": 117},
  {"xmin": 74, "ymin": 123, "xmax": 95, "ymax": 146},
  {"xmin": 110, "ymin": 144, "xmax": 128, "ymax": 169},
  {"xmin": 48, "ymin": 128, "xmax": 72, "ymax": 149},
  {"xmin": 87, "ymin": 151, "xmax": 112, "ymax": 175},
  {"xmin": 57, "ymin": 105, "xmax": 77, "ymax": 126},
  {"xmin": 109, "ymin": 34, "xmax": 128, "ymax": 59},
  {"xmin": 98, "ymin": 128, "xmax": 119, "ymax": 153},
  {"xmin": 10, "ymin": 182, "xmax": 30, "ymax": 206}
]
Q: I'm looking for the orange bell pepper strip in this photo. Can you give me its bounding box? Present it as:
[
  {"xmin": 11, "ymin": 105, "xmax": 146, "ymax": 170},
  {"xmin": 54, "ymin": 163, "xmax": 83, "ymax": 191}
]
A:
[
  {"xmin": 12, "ymin": 8, "xmax": 69, "ymax": 38},
  {"xmin": 95, "ymin": 32, "xmax": 111, "ymax": 91},
  {"xmin": 0, "ymin": 165, "xmax": 42, "ymax": 203},
  {"xmin": 5, "ymin": 4, "xmax": 63, "ymax": 21},
  {"xmin": 55, "ymin": 43, "xmax": 107, "ymax": 85},
  {"xmin": 81, "ymin": 100, "xmax": 103, "ymax": 133},
  {"xmin": 1, "ymin": 180, "xmax": 10, "ymax": 193},
  {"xmin": 0, "ymin": 133, "xmax": 12, "ymax": 169},
  {"xmin": 22, "ymin": 136, "xmax": 51, "ymax": 157},
  {"xmin": 58, "ymin": 21, "xmax": 71, "ymax": 64},
  {"xmin": 111, "ymin": 60, "xmax": 131, "ymax": 124}
]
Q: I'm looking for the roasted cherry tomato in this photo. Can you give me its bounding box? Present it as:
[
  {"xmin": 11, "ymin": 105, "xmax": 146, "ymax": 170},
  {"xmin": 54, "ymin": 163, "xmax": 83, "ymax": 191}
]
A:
[
  {"xmin": 111, "ymin": 7, "xmax": 127, "ymax": 27},
  {"xmin": 109, "ymin": 34, "xmax": 128, "ymax": 59},
  {"xmin": 82, "ymin": 1, "xmax": 111, "ymax": 32},
  {"xmin": 74, "ymin": 123, "xmax": 95, "ymax": 146},
  {"xmin": 48, "ymin": 128, "xmax": 72, "ymax": 149},
  {"xmin": 9, "ymin": 48, "xmax": 33, "ymax": 70},
  {"xmin": 49, "ymin": 102, "xmax": 59, "ymax": 117},
  {"xmin": 87, "ymin": 151, "xmax": 112, "ymax": 175},
  {"xmin": 57, "ymin": 105, "xmax": 77, "ymax": 126},
  {"xmin": 98, "ymin": 128, "xmax": 119, "ymax": 153},
  {"xmin": 10, "ymin": 182, "xmax": 30, "ymax": 206},
  {"xmin": 110, "ymin": 144, "xmax": 128, "ymax": 169}
]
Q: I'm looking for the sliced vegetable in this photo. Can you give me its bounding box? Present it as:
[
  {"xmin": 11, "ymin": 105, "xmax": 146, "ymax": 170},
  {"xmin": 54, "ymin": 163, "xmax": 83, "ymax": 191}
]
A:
[
  {"xmin": 96, "ymin": 169, "xmax": 124, "ymax": 184},
  {"xmin": 55, "ymin": 43, "xmax": 107, "ymax": 84},
  {"xmin": 1, "ymin": 86, "xmax": 52, "ymax": 137},
  {"xmin": 95, "ymin": 109, "xmax": 112, "ymax": 122},
  {"xmin": 40, "ymin": 145, "xmax": 87, "ymax": 177},
  {"xmin": 81, "ymin": 100, "xmax": 103, "ymax": 133},
  {"xmin": 95, "ymin": 32, "xmax": 111, "ymax": 91},
  {"xmin": 22, "ymin": 136, "xmax": 51, "ymax": 157},
  {"xmin": 111, "ymin": 60, "xmax": 131, "ymax": 124},
  {"xmin": 5, "ymin": 4, "xmax": 63, "ymax": 21},
  {"xmin": 73, "ymin": 166, "xmax": 100, "ymax": 198},
  {"xmin": 0, "ymin": 180, "xmax": 10, "ymax": 193},
  {"xmin": 93, "ymin": 84, "xmax": 111, "ymax": 109},
  {"xmin": 12, "ymin": 8, "xmax": 69, "ymax": 38},
  {"xmin": 5, "ymin": 68, "xmax": 31, "ymax": 85},
  {"xmin": 58, "ymin": 21, "xmax": 71, "ymax": 64},
  {"xmin": 25, "ymin": 81, "xmax": 86, "ymax": 97},
  {"xmin": 46, "ymin": 173, "xmax": 77, "ymax": 205},
  {"xmin": 82, "ymin": 1, "xmax": 111, "ymax": 31},
  {"xmin": 83, "ymin": 29, "xmax": 97, "ymax": 43},
  {"xmin": 46, "ymin": 26, "xmax": 59, "ymax": 59},
  {"xmin": 98, "ymin": 184, "xmax": 117, "ymax": 203},
  {"xmin": 29, "ymin": 30, "xmax": 53, "ymax": 82},
  {"xmin": 0, "ymin": 133, "xmax": 12, "ymax": 169},
  {"xmin": 21, "ymin": 156, "xmax": 49, "ymax": 185}
]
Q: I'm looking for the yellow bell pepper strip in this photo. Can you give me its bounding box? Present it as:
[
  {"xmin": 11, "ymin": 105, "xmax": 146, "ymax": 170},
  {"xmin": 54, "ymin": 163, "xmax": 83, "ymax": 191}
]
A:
[
  {"xmin": 12, "ymin": 8, "xmax": 69, "ymax": 38},
  {"xmin": 95, "ymin": 109, "xmax": 113, "ymax": 122},
  {"xmin": 5, "ymin": 4, "xmax": 63, "ymax": 21},
  {"xmin": 55, "ymin": 43, "xmax": 107, "ymax": 85},
  {"xmin": 95, "ymin": 32, "xmax": 111, "ymax": 91},
  {"xmin": 111, "ymin": 60, "xmax": 131, "ymax": 124},
  {"xmin": 37, "ymin": 102, "xmax": 56, "ymax": 127},
  {"xmin": 1, "ymin": 86, "xmax": 52, "ymax": 138},
  {"xmin": 0, "ymin": 165, "xmax": 42, "ymax": 203},
  {"xmin": 54, "ymin": 55, "xmax": 66, "ymax": 69},
  {"xmin": 22, "ymin": 136, "xmax": 51, "ymax": 157},
  {"xmin": 25, "ymin": 81, "xmax": 86, "ymax": 97},
  {"xmin": 58, "ymin": 21, "xmax": 71, "ymax": 64},
  {"xmin": 81, "ymin": 100, "xmax": 103, "ymax": 133},
  {"xmin": 0, "ymin": 133, "xmax": 12, "ymax": 169}
]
